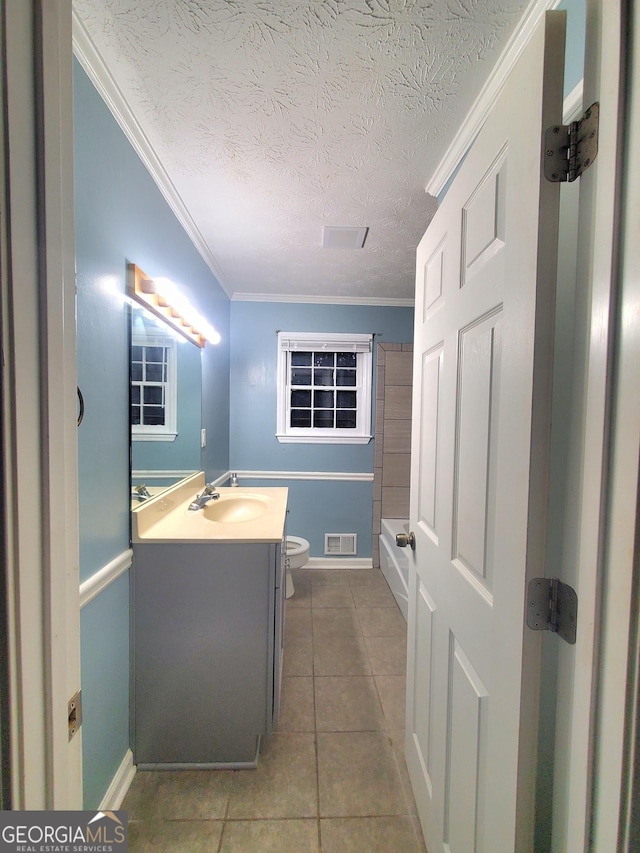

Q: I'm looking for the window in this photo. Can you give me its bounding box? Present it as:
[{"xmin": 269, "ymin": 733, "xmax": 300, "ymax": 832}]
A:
[
  {"xmin": 131, "ymin": 334, "xmax": 177, "ymax": 441},
  {"xmin": 276, "ymin": 332, "xmax": 373, "ymax": 444}
]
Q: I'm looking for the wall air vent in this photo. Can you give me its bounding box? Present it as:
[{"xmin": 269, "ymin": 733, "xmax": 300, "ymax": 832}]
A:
[
  {"xmin": 322, "ymin": 226, "xmax": 369, "ymax": 249},
  {"xmin": 324, "ymin": 534, "xmax": 358, "ymax": 556}
]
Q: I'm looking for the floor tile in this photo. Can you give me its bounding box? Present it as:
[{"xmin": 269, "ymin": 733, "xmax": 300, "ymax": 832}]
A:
[
  {"xmin": 128, "ymin": 819, "xmax": 222, "ymax": 852},
  {"xmin": 312, "ymin": 607, "xmax": 361, "ymax": 638},
  {"xmin": 282, "ymin": 633, "xmax": 313, "ymax": 676},
  {"xmin": 313, "ymin": 634, "xmax": 372, "ymax": 676},
  {"xmin": 357, "ymin": 606, "xmax": 406, "ymax": 637},
  {"xmin": 278, "ymin": 676, "xmax": 315, "ymax": 732},
  {"xmin": 317, "ymin": 732, "xmax": 407, "ymax": 817},
  {"xmin": 412, "ymin": 815, "xmax": 428, "ymax": 852},
  {"xmin": 311, "ymin": 583, "xmax": 355, "ymax": 608},
  {"xmin": 375, "ymin": 675, "xmax": 407, "ymax": 731},
  {"xmin": 341, "ymin": 570, "xmax": 388, "ymax": 585},
  {"xmin": 299, "ymin": 569, "xmax": 349, "ymax": 585},
  {"xmin": 364, "ymin": 635, "xmax": 407, "ymax": 675},
  {"xmin": 350, "ymin": 582, "xmax": 398, "ymax": 609},
  {"xmin": 389, "ymin": 730, "xmax": 419, "ymax": 817},
  {"xmin": 286, "ymin": 578, "xmax": 312, "ymax": 608},
  {"xmin": 320, "ymin": 816, "xmax": 423, "ymax": 853},
  {"xmin": 315, "ymin": 676, "xmax": 385, "ymax": 732},
  {"xmin": 219, "ymin": 819, "xmax": 319, "ymax": 852},
  {"xmin": 285, "ymin": 608, "xmax": 312, "ymax": 638},
  {"xmin": 227, "ymin": 733, "xmax": 317, "ymax": 819},
  {"xmin": 121, "ymin": 771, "xmax": 148, "ymax": 815},
  {"xmin": 127, "ymin": 770, "xmax": 233, "ymax": 820}
]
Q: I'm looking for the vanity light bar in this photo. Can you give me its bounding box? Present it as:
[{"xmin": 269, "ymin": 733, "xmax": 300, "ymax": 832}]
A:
[{"xmin": 127, "ymin": 263, "xmax": 220, "ymax": 347}]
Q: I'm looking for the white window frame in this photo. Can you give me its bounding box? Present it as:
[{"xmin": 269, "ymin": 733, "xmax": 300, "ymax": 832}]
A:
[
  {"xmin": 131, "ymin": 333, "xmax": 178, "ymax": 442},
  {"xmin": 276, "ymin": 331, "xmax": 373, "ymax": 444}
]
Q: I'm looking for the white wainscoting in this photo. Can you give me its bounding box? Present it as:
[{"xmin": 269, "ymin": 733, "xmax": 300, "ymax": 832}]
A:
[
  {"xmin": 79, "ymin": 549, "xmax": 133, "ymax": 610},
  {"xmin": 234, "ymin": 470, "xmax": 373, "ymax": 482}
]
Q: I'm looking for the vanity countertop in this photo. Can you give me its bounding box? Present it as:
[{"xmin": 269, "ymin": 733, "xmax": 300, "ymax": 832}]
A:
[{"xmin": 131, "ymin": 473, "xmax": 288, "ymax": 544}]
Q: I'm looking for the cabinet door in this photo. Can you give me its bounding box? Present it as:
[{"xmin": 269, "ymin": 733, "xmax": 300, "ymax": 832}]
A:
[{"xmin": 133, "ymin": 542, "xmax": 273, "ymax": 766}]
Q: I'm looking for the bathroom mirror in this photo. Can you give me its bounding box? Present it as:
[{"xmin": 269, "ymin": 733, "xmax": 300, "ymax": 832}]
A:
[{"xmin": 130, "ymin": 303, "xmax": 202, "ymax": 504}]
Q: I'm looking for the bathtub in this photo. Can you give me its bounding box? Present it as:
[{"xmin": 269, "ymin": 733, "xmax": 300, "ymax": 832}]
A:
[{"xmin": 379, "ymin": 518, "xmax": 410, "ymax": 622}]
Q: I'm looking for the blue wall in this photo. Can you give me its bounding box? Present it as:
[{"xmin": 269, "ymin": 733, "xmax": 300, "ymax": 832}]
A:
[
  {"xmin": 74, "ymin": 60, "xmax": 230, "ymax": 808},
  {"xmin": 559, "ymin": 0, "xmax": 586, "ymax": 97},
  {"xmin": 229, "ymin": 302, "xmax": 413, "ymax": 556}
]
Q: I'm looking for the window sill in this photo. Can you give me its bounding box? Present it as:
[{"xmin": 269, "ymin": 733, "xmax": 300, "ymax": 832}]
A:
[
  {"xmin": 276, "ymin": 433, "xmax": 372, "ymax": 445},
  {"xmin": 132, "ymin": 433, "xmax": 178, "ymax": 443}
]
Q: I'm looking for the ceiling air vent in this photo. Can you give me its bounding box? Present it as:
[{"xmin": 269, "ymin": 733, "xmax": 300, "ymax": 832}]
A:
[
  {"xmin": 322, "ymin": 226, "xmax": 368, "ymax": 249},
  {"xmin": 324, "ymin": 533, "xmax": 357, "ymax": 556}
]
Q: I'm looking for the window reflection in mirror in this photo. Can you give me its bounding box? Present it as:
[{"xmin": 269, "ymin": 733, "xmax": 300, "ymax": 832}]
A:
[{"xmin": 130, "ymin": 304, "xmax": 202, "ymax": 506}]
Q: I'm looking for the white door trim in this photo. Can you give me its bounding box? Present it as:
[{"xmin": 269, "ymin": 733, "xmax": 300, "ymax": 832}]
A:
[
  {"xmin": 591, "ymin": 0, "xmax": 640, "ymax": 846},
  {"xmin": 1, "ymin": 0, "xmax": 81, "ymax": 809},
  {"xmin": 552, "ymin": 0, "xmax": 629, "ymax": 848}
]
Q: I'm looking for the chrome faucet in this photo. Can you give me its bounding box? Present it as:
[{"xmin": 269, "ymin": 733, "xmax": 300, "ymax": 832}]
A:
[
  {"xmin": 188, "ymin": 483, "xmax": 220, "ymax": 511},
  {"xmin": 132, "ymin": 484, "xmax": 151, "ymax": 501}
]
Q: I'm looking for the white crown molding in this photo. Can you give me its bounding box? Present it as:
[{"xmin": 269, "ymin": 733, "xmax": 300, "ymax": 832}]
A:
[
  {"xmin": 231, "ymin": 292, "xmax": 414, "ymax": 308},
  {"xmin": 72, "ymin": 11, "xmax": 234, "ymax": 298},
  {"xmin": 426, "ymin": 0, "xmax": 560, "ymax": 198}
]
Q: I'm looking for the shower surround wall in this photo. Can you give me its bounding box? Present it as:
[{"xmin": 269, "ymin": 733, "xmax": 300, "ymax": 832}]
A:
[{"xmin": 372, "ymin": 343, "xmax": 413, "ymax": 568}]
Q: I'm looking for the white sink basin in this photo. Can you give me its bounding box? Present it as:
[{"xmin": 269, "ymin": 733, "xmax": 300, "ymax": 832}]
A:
[
  {"xmin": 131, "ymin": 475, "xmax": 288, "ymax": 543},
  {"xmin": 202, "ymin": 494, "xmax": 270, "ymax": 523}
]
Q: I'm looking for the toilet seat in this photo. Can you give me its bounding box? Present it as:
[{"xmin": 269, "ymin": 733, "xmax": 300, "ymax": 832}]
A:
[{"xmin": 285, "ymin": 536, "xmax": 310, "ymax": 570}]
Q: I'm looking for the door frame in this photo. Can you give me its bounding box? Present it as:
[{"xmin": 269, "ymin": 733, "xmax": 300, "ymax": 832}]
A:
[
  {"xmin": 1, "ymin": 0, "xmax": 81, "ymax": 808},
  {"xmin": 589, "ymin": 0, "xmax": 640, "ymax": 848}
]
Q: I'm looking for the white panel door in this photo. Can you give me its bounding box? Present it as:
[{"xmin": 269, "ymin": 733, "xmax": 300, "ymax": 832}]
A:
[{"xmin": 405, "ymin": 11, "xmax": 565, "ymax": 852}]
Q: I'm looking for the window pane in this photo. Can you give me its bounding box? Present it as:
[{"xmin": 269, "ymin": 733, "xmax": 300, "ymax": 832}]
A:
[
  {"xmin": 291, "ymin": 368, "xmax": 312, "ymax": 386},
  {"xmin": 146, "ymin": 346, "xmax": 165, "ymax": 363},
  {"xmin": 313, "ymin": 368, "xmax": 334, "ymax": 386},
  {"xmin": 314, "ymin": 352, "xmax": 334, "ymax": 367},
  {"xmin": 131, "ymin": 386, "xmax": 140, "ymax": 404},
  {"xmin": 131, "ymin": 363, "xmax": 143, "ymax": 382},
  {"xmin": 291, "ymin": 352, "xmax": 312, "ymax": 366},
  {"xmin": 132, "ymin": 346, "xmax": 143, "ymax": 361},
  {"xmin": 291, "ymin": 409, "xmax": 311, "ymax": 427},
  {"xmin": 314, "ymin": 410, "xmax": 334, "ymax": 428},
  {"xmin": 291, "ymin": 389, "xmax": 311, "ymax": 407},
  {"xmin": 337, "ymin": 390, "xmax": 357, "ymax": 408},
  {"xmin": 314, "ymin": 390, "xmax": 334, "ymax": 408},
  {"xmin": 146, "ymin": 363, "xmax": 164, "ymax": 383},
  {"xmin": 336, "ymin": 352, "xmax": 356, "ymax": 368},
  {"xmin": 336, "ymin": 369, "xmax": 356, "ymax": 386},
  {"xmin": 143, "ymin": 386, "xmax": 163, "ymax": 405},
  {"xmin": 131, "ymin": 406, "xmax": 140, "ymax": 425},
  {"xmin": 336, "ymin": 410, "xmax": 357, "ymax": 428},
  {"xmin": 142, "ymin": 406, "xmax": 165, "ymax": 425}
]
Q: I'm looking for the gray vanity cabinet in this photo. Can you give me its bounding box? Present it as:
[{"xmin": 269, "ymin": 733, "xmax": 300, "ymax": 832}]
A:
[{"xmin": 132, "ymin": 540, "xmax": 284, "ymax": 768}]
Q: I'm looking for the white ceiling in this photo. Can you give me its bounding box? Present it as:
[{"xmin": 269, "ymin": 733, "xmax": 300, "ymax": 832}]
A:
[{"xmin": 73, "ymin": 0, "xmax": 530, "ymax": 305}]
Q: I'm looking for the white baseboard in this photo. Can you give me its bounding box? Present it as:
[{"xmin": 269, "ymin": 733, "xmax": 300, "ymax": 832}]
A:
[
  {"xmin": 99, "ymin": 749, "xmax": 136, "ymax": 811},
  {"xmin": 302, "ymin": 557, "xmax": 373, "ymax": 570}
]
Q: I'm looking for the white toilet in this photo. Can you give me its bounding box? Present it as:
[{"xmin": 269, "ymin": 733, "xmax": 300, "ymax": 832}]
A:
[{"xmin": 284, "ymin": 536, "xmax": 310, "ymax": 598}]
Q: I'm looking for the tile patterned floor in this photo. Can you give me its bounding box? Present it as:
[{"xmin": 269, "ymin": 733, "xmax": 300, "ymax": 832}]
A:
[{"xmin": 125, "ymin": 568, "xmax": 427, "ymax": 852}]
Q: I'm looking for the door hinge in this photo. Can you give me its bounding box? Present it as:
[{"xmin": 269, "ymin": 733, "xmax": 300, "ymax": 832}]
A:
[
  {"xmin": 68, "ymin": 690, "xmax": 82, "ymax": 741},
  {"xmin": 526, "ymin": 578, "xmax": 577, "ymax": 644},
  {"xmin": 544, "ymin": 102, "xmax": 599, "ymax": 183}
]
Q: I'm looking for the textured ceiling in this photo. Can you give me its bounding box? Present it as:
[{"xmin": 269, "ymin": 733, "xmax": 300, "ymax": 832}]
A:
[{"xmin": 73, "ymin": 0, "xmax": 529, "ymax": 303}]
